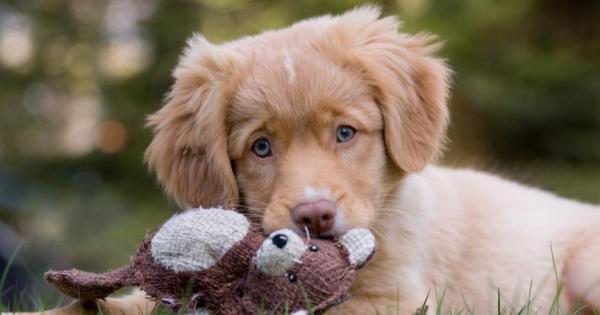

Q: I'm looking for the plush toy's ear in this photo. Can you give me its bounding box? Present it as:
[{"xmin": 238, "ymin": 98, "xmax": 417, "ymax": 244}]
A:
[
  {"xmin": 151, "ymin": 208, "xmax": 250, "ymax": 272},
  {"xmin": 339, "ymin": 228, "xmax": 376, "ymax": 268},
  {"xmin": 145, "ymin": 35, "xmax": 244, "ymax": 208},
  {"xmin": 332, "ymin": 7, "xmax": 451, "ymax": 172}
]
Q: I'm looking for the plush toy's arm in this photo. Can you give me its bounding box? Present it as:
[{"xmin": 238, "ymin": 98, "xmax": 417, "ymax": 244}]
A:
[
  {"xmin": 339, "ymin": 228, "xmax": 376, "ymax": 267},
  {"xmin": 45, "ymin": 266, "xmax": 139, "ymax": 301}
]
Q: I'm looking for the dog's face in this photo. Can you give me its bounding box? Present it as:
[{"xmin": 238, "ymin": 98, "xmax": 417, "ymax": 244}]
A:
[
  {"xmin": 145, "ymin": 7, "xmax": 450, "ymax": 237},
  {"xmin": 228, "ymin": 52, "xmax": 389, "ymax": 236}
]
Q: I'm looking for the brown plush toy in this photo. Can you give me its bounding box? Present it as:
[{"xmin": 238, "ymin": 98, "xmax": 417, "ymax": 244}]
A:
[{"xmin": 45, "ymin": 208, "xmax": 376, "ymax": 314}]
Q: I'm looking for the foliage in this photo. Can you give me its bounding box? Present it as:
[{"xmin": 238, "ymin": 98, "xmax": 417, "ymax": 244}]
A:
[{"xmin": 0, "ymin": 0, "xmax": 598, "ymax": 308}]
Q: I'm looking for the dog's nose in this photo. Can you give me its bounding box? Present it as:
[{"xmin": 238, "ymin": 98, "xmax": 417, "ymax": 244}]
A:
[{"xmin": 291, "ymin": 199, "xmax": 336, "ymax": 235}]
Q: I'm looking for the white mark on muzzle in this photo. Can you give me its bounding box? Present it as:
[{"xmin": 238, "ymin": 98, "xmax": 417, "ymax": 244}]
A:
[{"xmin": 302, "ymin": 185, "xmax": 331, "ymax": 201}]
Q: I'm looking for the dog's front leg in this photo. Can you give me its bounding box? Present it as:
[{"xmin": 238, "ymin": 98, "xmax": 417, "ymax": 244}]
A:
[{"xmin": 326, "ymin": 294, "xmax": 429, "ymax": 315}]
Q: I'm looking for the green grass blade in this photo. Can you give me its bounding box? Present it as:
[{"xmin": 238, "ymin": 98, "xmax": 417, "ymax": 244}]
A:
[
  {"xmin": 298, "ymin": 282, "xmax": 314, "ymax": 315},
  {"xmin": 435, "ymin": 288, "xmax": 446, "ymax": 315},
  {"xmin": 516, "ymin": 279, "xmax": 533, "ymax": 315},
  {"xmin": 548, "ymin": 243, "xmax": 563, "ymax": 315},
  {"xmin": 497, "ymin": 288, "xmax": 502, "ymax": 315},
  {"xmin": 415, "ymin": 290, "xmax": 430, "ymax": 315},
  {"xmin": 0, "ymin": 240, "xmax": 24, "ymax": 310}
]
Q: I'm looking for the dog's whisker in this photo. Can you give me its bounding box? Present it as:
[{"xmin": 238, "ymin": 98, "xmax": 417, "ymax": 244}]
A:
[{"xmin": 304, "ymin": 225, "xmax": 311, "ymax": 244}]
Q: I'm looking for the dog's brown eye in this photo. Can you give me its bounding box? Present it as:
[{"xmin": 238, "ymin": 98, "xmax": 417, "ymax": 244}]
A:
[
  {"xmin": 251, "ymin": 138, "xmax": 271, "ymax": 158},
  {"xmin": 336, "ymin": 126, "xmax": 355, "ymax": 143}
]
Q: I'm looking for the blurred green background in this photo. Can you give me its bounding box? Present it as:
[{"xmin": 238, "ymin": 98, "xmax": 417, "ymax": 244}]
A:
[{"xmin": 0, "ymin": 0, "xmax": 599, "ymax": 307}]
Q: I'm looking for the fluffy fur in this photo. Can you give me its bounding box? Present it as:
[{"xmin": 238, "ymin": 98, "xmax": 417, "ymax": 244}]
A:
[{"xmin": 32, "ymin": 6, "xmax": 600, "ymax": 315}]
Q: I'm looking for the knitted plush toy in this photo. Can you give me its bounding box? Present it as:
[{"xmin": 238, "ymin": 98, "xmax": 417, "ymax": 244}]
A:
[{"xmin": 45, "ymin": 208, "xmax": 376, "ymax": 315}]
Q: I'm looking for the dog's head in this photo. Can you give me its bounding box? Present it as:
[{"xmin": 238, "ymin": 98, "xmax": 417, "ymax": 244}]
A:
[{"xmin": 145, "ymin": 6, "xmax": 451, "ymax": 237}]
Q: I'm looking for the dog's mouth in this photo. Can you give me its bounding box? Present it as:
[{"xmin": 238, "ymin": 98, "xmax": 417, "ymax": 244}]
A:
[
  {"xmin": 259, "ymin": 214, "xmax": 348, "ymax": 239},
  {"xmin": 290, "ymin": 225, "xmax": 338, "ymax": 240}
]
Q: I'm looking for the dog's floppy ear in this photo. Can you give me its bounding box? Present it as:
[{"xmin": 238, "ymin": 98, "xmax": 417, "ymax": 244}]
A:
[
  {"xmin": 145, "ymin": 35, "xmax": 242, "ymax": 208},
  {"xmin": 336, "ymin": 7, "xmax": 451, "ymax": 172}
]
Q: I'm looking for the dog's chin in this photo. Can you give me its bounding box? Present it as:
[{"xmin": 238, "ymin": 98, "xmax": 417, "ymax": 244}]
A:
[
  {"xmin": 262, "ymin": 220, "xmax": 347, "ymax": 239},
  {"xmin": 262, "ymin": 219, "xmax": 348, "ymax": 238}
]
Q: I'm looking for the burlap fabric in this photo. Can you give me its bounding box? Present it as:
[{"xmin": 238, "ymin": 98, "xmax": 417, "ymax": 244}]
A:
[{"xmin": 45, "ymin": 208, "xmax": 375, "ymax": 315}]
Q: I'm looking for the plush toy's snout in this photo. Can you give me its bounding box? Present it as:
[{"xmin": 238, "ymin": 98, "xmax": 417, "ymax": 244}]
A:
[{"xmin": 256, "ymin": 229, "xmax": 308, "ymax": 276}]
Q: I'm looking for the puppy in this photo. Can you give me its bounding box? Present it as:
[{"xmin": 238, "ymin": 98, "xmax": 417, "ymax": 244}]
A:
[{"xmin": 29, "ymin": 6, "xmax": 600, "ymax": 315}]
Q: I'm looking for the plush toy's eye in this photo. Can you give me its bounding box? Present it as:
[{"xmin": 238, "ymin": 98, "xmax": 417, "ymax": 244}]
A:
[
  {"xmin": 160, "ymin": 297, "xmax": 180, "ymax": 308},
  {"xmin": 189, "ymin": 294, "xmax": 206, "ymax": 308},
  {"xmin": 286, "ymin": 271, "xmax": 297, "ymax": 283},
  {"xmin": 272, "ymin": 234, "xmax": 288, "ymax": 248},
  {"xmin": 309, "ymin": 244, "xmax": 319, "ymax": 252}
]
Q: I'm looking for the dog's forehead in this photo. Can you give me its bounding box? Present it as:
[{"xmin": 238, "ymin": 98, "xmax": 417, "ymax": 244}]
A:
[
  {"xmin": 228, "ymin": 50, "xmax": 375, "ymax": 130},
  {"xmin": 238, "ymin": 52, "xmax": 365, "ymax": 105}
]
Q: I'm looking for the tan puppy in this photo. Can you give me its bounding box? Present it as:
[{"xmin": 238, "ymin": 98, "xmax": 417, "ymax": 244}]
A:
[{"xmin": 24, "ymin": 6, "xmax": 600, "ymax": 315}]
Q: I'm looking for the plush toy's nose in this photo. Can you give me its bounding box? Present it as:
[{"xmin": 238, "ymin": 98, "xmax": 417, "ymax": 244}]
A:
[{"xmin": 291, "ymin": 199, "xmax": 336, "ymax": 235}]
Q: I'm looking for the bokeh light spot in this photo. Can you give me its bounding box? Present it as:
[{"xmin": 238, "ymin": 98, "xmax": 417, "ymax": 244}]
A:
[
  {"xmin": 98, "ymin": 38, "xmax": 152, "ymax": 80},
  {"xmin": 0, "ymin": 15, "xmax": 34, "ymax": 71},
  {"xmin": 96, "ymin": 120, "xmax": 128, "ymax": 154}
]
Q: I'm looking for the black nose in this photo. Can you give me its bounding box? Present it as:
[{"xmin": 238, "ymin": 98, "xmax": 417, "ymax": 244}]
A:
[{"xmin": 272, "ymin": 234, "xmax": 288, "ymax": 248}]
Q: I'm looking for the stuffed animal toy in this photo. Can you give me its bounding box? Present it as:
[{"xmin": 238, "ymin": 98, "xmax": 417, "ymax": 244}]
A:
[{"xmin": 45, "ymin": 208, "xmax": 376, "ymax": 315}]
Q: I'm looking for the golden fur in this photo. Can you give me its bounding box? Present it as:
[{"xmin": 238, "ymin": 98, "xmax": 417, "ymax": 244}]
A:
[
  {"xmin": 144, "ymin": 6, "xmax": 450, "ymax": 235},
  {"xmin": 19, "ymin": 6, "xmax": 600, "ymax": 315}
]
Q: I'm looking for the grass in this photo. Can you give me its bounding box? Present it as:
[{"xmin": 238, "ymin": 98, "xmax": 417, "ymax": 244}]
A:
[
  {"xmin": 0, "ymin": 242, "xmax": 67, "ymax": 314},
  {"xmin": 0, "ymin": 242, "xmax": 21, "ymax": 308},
  {"xmin": 0, "ymin": 241, "xmax": 26, "ymax": 313},
  {"xmin": 2, "ymin": 246, "xmax": 599, "ymax": 315}
]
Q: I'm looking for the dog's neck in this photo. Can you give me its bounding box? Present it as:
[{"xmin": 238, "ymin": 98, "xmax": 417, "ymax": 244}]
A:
[{"xmin": 351, "ymin": 167, "xmax": 439, "ymax": 301}]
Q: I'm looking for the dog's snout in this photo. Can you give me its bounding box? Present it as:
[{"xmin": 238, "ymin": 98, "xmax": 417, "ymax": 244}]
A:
[{"xmin": 291, "ymin": 199, "xmax": 336, "ymax": 235}]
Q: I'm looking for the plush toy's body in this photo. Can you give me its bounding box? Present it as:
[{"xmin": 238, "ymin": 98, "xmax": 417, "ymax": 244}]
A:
[{"xmin": 45, "ymin": 208, "xmax": 375, "ymax": 314}]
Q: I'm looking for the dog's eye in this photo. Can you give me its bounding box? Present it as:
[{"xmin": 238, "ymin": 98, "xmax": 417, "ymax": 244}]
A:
[
  {"xmin": 336, "ymin": 126, "xmax": 355, "ymax": 143},
  {"xmin": 251, "ymin": 138, "xmax": 272, "ymax": 157}
]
